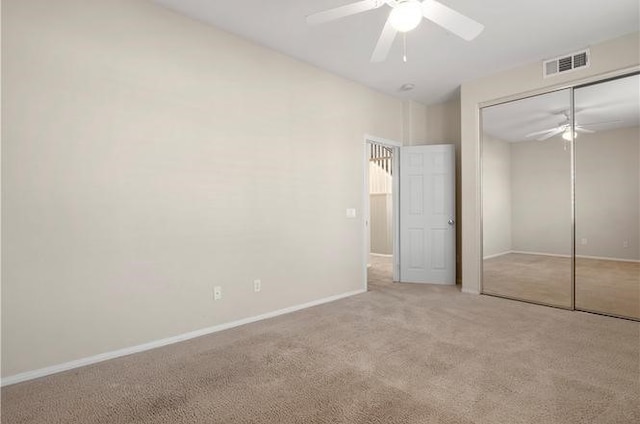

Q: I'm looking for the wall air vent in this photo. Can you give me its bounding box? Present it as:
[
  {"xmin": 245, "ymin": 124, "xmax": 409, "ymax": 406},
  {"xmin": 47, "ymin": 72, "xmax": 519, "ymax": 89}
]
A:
[{"xmin": 543, "ymin": 49, "xmax": 590, "ymax": 78}]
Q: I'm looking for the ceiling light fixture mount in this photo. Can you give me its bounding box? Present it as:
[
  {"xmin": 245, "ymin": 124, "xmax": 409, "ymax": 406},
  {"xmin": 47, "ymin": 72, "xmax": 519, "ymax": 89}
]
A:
[
  {"xmin": 399, "ymin": 83, "xmax": 415, "ymax": 91},
  {"xmin": 389, "ymin": 0, "xmax": 423, "ymax": 32}
]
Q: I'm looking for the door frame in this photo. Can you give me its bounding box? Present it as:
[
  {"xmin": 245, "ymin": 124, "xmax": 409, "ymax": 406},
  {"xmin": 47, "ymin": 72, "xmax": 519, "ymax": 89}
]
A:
[{"xmin": 363, "ymin": 135, "xmax": 401, "ymax": 291}]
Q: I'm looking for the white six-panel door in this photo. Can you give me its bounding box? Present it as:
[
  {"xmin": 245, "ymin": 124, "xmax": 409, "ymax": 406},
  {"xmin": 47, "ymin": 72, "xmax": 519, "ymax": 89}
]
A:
[{"xmin": 399, "ymin": 145, "xmax": 456, "ymax": 284}]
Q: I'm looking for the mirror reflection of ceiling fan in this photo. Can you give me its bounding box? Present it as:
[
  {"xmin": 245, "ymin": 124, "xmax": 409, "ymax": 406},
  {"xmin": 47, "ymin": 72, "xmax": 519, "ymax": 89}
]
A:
[
  {"xmin": 306, "ymin": 0, "xmax": 484, "ymax": 62},
  {"xmin": 525, "ymin": 112, "xmax": 622, "ymax": 141}
]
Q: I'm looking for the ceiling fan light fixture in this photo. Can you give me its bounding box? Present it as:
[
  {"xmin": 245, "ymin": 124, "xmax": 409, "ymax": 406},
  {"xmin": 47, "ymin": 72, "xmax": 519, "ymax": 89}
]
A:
[
  {"xmin": 562, "ymin": 128, "xmax": 576, "ymax": 141},
  {"xmin": 389, "ymin": 0, "xmax": 423, "ymax": 32}
]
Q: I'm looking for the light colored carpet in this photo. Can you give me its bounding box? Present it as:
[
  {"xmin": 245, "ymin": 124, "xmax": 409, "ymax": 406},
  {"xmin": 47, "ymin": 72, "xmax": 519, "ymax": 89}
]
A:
[
  {"xmin": 483, "ymin": 253, "xmax": 639, "ymax": 319},
  {"xmin": 2, "ymin": 281, "xmax": 639, "ymax": 423}
]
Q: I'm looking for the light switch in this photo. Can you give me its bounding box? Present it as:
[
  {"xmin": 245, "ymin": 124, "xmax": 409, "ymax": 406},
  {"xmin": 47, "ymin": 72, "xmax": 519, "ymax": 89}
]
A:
[{"xmin": 346, "ymin": 208, "xmax": 357, "ymax": 218}]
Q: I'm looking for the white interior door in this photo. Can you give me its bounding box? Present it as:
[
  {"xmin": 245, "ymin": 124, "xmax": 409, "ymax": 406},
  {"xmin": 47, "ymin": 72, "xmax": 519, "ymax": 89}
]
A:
[{"xmin": 399, "ymin": 144, "xmax": 456, "ymax": 284}]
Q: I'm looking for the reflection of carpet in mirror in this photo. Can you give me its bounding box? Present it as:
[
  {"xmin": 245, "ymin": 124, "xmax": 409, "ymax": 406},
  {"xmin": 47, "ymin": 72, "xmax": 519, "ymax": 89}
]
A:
[
  {"xmin": 575, "ymin": 258, "xmax": 640, "ymax": 320},
  {"xmin": 483, "ymin": 253, "xmax": 572, "ymax": 308},
  {"xmin": 483, "ymin": 253, "xmax": 639, "ymax": 320}
]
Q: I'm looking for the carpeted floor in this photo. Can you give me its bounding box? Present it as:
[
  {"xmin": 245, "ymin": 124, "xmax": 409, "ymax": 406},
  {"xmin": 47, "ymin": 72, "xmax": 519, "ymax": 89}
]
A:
[{"xmin": 2, "ymin": 271, "xmax": 639, "ymax": 423}]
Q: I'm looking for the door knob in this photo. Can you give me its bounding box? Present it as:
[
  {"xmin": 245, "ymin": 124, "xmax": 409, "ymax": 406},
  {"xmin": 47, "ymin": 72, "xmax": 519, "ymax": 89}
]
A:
[{"xmin": 448, "ymin": 219, "xmax": 455, "ymax": 225}]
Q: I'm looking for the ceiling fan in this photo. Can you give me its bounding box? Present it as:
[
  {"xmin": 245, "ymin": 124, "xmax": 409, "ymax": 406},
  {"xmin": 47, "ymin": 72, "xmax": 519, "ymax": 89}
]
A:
[
  {"xmin": 306, "ymin": 0, "xmax": 484, "ymax": 62},
  {"xmin": 525, "ymin": 112, "xmax": 622, "ymax": 141}
]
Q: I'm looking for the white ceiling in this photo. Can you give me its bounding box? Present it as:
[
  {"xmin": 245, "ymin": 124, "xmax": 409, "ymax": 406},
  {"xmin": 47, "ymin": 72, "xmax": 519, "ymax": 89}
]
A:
[
  {"xmin": 482, "ymin": 74, "xmax": 640, "ymax": 143},
  {"xmin": 154, "ymin": 0, "xmax": 639, "ymax": 105}
]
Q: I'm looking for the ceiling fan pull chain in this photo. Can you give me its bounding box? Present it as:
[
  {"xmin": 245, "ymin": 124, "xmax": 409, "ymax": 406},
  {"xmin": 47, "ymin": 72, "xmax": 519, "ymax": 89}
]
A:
[{"xmin": 403, "ymin": 33, "xmax": 407, "ymax": 62}]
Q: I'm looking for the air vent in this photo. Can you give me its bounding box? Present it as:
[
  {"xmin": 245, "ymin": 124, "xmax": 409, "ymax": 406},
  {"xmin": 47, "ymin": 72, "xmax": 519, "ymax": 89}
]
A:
[{"xmin": 543, "ymin": 49, "xmax": 590, "ymax": 78}]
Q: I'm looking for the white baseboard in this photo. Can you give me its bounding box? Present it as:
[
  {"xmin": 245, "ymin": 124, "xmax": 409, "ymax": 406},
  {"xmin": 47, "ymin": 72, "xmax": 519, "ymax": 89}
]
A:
[
  {"xmin": 511, "ymin": 250, "xmax": 571, "ymax": 258},
  {"xmin": 370, "ymin": 253, "xmax": 393, "ymax": 257},
  {"xmin": 483, "ymin": 251, "xmax": 512, "ymax": 260},
  {"xmin": 575, "ymin": 254, "xmax": 640, "ymax": 263},
  {"xmin": 461, "ymin": 287, "xmax": 480, "ymax": 295},
  {"xmin": 1, "ymin": 289, "xmax": 366, "ymax": 387},
  {"xmin": 511, "ymin": 250, "xmax": 639, "ymax": 263}
]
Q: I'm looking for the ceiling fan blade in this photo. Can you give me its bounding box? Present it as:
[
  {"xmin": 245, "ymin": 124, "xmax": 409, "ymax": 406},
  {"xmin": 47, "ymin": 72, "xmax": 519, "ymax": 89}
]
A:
[
  {"xmin": 306, "ymin": 0, "xmax": 384, "ymax": 25},
  {"xmin": 575, "ymin": 127, "xmax": 595, "ymax": 134},
  {"xmin": 371, "ymin": 18, "xmax": 398, "ymax": 62},
  {"xmin": 579, "ymin": 120, "xmax": 623, "ymax": 127},
  {"xmin": 421, "ymin": 0, "xmax": 484, "ymax": 41},
  {"xmin": 525, "ymin": 127, "xmax": 559, "ymax": 138},
  {"xmin": 537, "ymin": 128, "xmax": 564, "ymax": 141}
]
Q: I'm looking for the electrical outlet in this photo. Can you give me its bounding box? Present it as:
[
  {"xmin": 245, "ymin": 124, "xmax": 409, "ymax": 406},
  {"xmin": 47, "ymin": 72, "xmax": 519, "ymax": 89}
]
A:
[
  {"xmin": 623, "ymin": 240, "xmax": 629, "ymax": 248},
  {"xmin": 213, "ymin": 286, "xmax": 222, "ymax": 301},
  {"xmin": 581, "ymin": 238, "xmax": 588, "ymax": 245},
  {"xmin": 254, "ymin": 279, "xmax": 261, "ymax": 292}
]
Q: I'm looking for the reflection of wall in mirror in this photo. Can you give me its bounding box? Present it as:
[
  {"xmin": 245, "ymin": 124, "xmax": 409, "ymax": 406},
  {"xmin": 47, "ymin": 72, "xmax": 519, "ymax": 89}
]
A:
[
  {"xmin": 575, "ymin": 126, "xmax": 639, "ymax": 261},
  {"xmin": 483, "ymin": 126, "xmax": 639, "ymax": 262},
  {"xmin": 482, "ymin": 134, "xmax": 512, "ymax": 259},
  {"xmin": 510, "ymin": 136, "xmax": 573, "ymax": 256}
]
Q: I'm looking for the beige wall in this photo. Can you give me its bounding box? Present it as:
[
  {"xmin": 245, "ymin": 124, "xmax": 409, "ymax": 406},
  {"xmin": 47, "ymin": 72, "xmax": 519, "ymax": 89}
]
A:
[
  {"xmin": 369, "ymin": 194, "xmax": 393, "ymax": 255},
  {"xmin": 481, "ymin": 135, "xmax": 511, "ymax": 258},
  {"xmin": 424, "ymin": 98, "xmax": 462, "ymax": 281},
  {"xmin": 426, "ymin": 98, "xmax": 462, "ymax": 145},
  {"xmin": 403, "ymin": 100, "xmax": 428, "ymax": 145},
  {"xmin": 1, "ymin": 0, "xmax": 404, "ymax": 377},
  {"xmin": 461, "ymin": 32, "xmax": 640, "ymax": 294},
  {"xmin": 369, "ymin": 161, "xmax": 393, "ymax": 255}
]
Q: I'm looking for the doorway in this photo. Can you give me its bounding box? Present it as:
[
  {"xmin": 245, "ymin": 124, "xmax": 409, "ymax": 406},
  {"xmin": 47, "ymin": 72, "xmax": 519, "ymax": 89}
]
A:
[
  {"xmin": 363, "ymin": 137, "xmax": 457, "ymax": 290},
  {"xmin": 365, "ymin": 138, "xmax": 400, "ymax": 290}
]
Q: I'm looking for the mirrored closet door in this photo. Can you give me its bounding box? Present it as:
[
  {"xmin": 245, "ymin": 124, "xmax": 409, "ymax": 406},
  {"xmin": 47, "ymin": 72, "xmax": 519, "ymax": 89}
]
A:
[
  {"xmin": 574, "ymin": 74, "xmax": 640, "ymax": 320},
  {"xmin": 481, "ymin": 89, "xmax": 573, "ymax": 308},
  {"xmin": 481, "ymin": 73, "xmax": 640, "ymax": 321}
]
